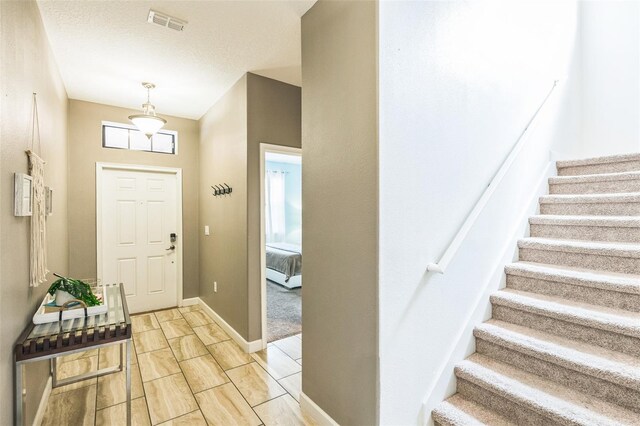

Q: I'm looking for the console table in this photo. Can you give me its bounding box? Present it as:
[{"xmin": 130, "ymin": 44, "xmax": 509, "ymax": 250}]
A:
[{"xmin": 14, "ymin": 283, "xmax": 132, "ymax": 425}]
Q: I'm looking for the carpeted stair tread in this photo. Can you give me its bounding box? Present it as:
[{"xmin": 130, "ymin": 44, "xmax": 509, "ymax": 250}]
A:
[
  {"xmin": 549, "ymin": 170, "xmax": 640, "ymax": 184},
  {"xmin": 505, "ymin": 262, "xmax": 640, "ymax": 295},
  {"xmin": 540, "ymin": 192, "xmax": 640, "ymax": 204},
  {"xmin": 456, "ymin": 354, "xmax": 640, "ymax": 425},
  {"xmin": 529, "ymin": 214, "xmax": 640, "ymax": 228},
  {"xmin": 432, "ymin": 153, "xmax": 640, "ymax": 425},
  {"xmin": 557, "ymin": 152, "xmax": 640, "ymax": 169},
  {"xmin": 490, "ymin": 289, "xmax": 640, "ymax": 338},
  {"xmin": 432, "ymin": 394, "xmax": 516, "ymax": 426},
  {"xmin": 475, "ymin": 320, "xmax": 640, "ymax": 390},
  {"xmin": 518, "ymin": 237, "xmax": 640, "ymax": 258}
]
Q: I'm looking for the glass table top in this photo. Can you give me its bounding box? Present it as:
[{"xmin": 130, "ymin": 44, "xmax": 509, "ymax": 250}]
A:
[{"xmin": 27, "ymin": 284, "xmax": 128, "ymax": 340}]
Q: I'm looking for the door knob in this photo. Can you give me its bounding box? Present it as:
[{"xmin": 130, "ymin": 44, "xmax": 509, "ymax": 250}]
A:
[{"xmin": 166, "ymin": 245, "xmax": 175, "ymax": 251}]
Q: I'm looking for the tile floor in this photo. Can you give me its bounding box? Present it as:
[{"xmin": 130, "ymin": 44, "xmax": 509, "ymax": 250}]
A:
[{"xmin": 41, "ymin": 304, "xmax": 312, "ymax": 425}]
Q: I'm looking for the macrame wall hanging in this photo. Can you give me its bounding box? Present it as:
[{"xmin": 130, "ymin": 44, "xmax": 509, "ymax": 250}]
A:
[{"xmin": 26, "ymin": 92, "xmax": 48, "ymax": 287}]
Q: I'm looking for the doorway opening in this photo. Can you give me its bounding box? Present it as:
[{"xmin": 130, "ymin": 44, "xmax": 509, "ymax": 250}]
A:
[{"xmin": 260, "ymin": 145, "xmax": 302, "ymax": 347}]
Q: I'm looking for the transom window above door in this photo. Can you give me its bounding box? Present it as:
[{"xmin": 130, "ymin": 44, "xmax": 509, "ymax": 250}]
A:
[{"xmin": 102, "ymin": 121, "xmax": 178, "ymax": 154}]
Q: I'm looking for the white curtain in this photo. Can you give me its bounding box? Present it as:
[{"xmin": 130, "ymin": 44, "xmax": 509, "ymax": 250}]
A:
[{"xmin": 265, "ymin": 170, "xmax": 286, "ymax": 243}]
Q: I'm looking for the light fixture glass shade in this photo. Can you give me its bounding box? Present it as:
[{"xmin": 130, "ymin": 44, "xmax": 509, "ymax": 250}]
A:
[
  {"xmin": 129, "ymin": 114, "xmax": 166, "ymax": 138},
  {"xmin": 129, "ymin": 82, "xmax": 166, "ymax": 138}
]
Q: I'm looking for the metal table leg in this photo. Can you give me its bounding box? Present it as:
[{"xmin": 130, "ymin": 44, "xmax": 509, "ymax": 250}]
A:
[
  {"xmin": 126, "ymin": 340, "xmax": 131, "ymax": 426},
  {"xmin": 15, "ymin": 361, "xmax": 24, "ymax": 426}
]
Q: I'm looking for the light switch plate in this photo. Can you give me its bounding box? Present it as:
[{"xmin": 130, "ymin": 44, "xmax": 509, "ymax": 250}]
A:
[{"xmin": 204, "ymin": 225, "xmax": 210, "ymax": 236}]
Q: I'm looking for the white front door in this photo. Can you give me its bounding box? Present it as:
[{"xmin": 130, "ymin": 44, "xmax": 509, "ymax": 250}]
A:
[{"xmin": 99, "ymin": 167, "xmax": 180, "ymax": 313}]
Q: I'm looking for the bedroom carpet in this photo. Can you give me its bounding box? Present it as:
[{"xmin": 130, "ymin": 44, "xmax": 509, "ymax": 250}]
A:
[
  {"xmin": 267, "ymin": 279, "xmax": 302, "ymax": 343},
  {"xmin": 432, "ymin": 152, "xmax": 640, "ymax": 425}
]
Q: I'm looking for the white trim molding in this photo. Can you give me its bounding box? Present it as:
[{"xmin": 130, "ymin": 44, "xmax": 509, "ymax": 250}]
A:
[
  {"xmin": 300, "ymin": 392, "xmax": 340, "ymax": 426},
  {"xmin": 33, "ymin": 376, "xmax": 52, "ymax": 426},
  {"xmin": 96, "ymin": 162, "xmax": 184, "ymax": 309},
  {"xmin": 198, "ymin": 298, "xmax": 263, "ymax": 353},
  {"xmin": 181, "ymin": 297, "xmax": 199, "ymax": 307}
]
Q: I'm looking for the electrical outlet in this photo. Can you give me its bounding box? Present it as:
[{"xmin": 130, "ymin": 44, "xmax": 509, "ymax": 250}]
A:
[{"xmin": 214, "ymin": 281, "xmax": 217, "ymax": 293}]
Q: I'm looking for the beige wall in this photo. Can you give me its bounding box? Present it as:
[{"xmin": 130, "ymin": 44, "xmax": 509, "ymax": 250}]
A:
[
  {"xmin": 246, "ymin": 73, "xmax": 302, "ymax": 341},
  {"xmin": 199, "ymin": 74, "xmax": 301, "ymax": 342},
  {"xmin": 301, "ymin": 1, "xmax": 379, "ymax": 424},
  {"xmin": 0, "ymin": 1, "xmax": 69, "ymax": 424},
  {"xmin": 67, "ymin": 100, "xmax": 200, "ymax": 298},
  {"xmin": 199, "ymin": 75, "xmax": 249, "ymax": 336}
]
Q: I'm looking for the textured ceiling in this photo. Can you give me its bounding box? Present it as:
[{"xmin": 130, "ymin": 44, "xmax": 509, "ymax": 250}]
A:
[{"xmin": 37, "ymin": 0, "xmax": 316, "ymax": 119}]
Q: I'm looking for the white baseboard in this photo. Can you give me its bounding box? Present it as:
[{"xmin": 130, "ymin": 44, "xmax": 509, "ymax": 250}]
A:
[
  {"xmin": 181, "ymin": 297, "xmax": 199, "ymax": 307},
  {"xmin": 300, "ymin": 392, "xmax": 339, "ymax": 426},
  {"xmin": 197, "ymin": 298, "xmax": 263, "ymax": 353},
  {"xmin": 33, "ymin": 376, "xmax": 52, "ymax": 426}
]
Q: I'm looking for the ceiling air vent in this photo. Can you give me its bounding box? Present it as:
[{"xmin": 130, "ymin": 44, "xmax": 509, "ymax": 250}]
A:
[{"xmin": 147, "ymin": 9, "xmax": 187, "ymax": 32}]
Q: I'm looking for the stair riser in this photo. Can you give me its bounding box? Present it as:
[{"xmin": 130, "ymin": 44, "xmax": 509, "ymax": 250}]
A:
[
  {"xmin": 492, "ymin": 305, "xmax": 640, "ymax": 357},
  {"xmin": 456, "ymin": 379, "xmax": 562, "ymax": 425},
  {"xmin": 530, "ymin": 223, "xmax": 640, "ymax": 243},
  {"xmin": 540, "ymin": 202, "xmax": 640, "ymax": 216},
  {"xmin": 549, "ymin": 179, "xmax": 640, "ymax": 195},
  {"xmin": 476, "ymin": 339, "xmax": 640, "ymax": 413},
  {"xmin": 558, "ymin": 160, "xmax": 640, "ymax": 176},
  {"xmin": 518, "ymin": 247, "xmax": 640, "ymax": 275},
  {"xmin": 506, "ymin": 274, "xmax": 640, "ymax": 312}
]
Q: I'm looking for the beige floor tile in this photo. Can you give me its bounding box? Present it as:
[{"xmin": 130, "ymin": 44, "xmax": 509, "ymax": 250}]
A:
[
  {"xmin": 59, "ymin": 349, "xmax": 98, "ymax": 364},
  {"xmin": 251, "ymin": 345, "xmax": 301, "ymax": 380},
  {"xmin": 135, "ymin": 328, "xmax": 169, "ymax": 354},
  {"xmin": 42, "ymin": 384, "xmax": 96, "ymax": 426},
  {"xmin": 99, "ymin": 342, "xmax": 137, "ymax": 368},
  {"xmin": 144, "ymin": 373, "xmax": 198, "ymax": 425},
  {"xmin": 155, "ymin": 308, "xmax": 183, "ymax": 323},
  {"xmin": 226, "ymin": 362, "xmax": 286, "ymax": 406},
  {"xmin": 178, "ymin": 304, "xmax": 202, "ymax": 314},
  {"xmin": 180, "ymin": 354, "xmax": 229, "ymax": 393},
  {"xmin": 208, "ymin": 340, "xmax": 253, "ymax": 370},
  {"xmin": 182, "ymin": 310, "xmax": 214, "ymax": 327},
  {"xmin": 138, "ymin": 348, "xmax": 181, "ymax": 382},
  {"xmin": 273, "ymin": 336, "xmax": 302, "ymax": 360},
  {"xmin": 253, "ymin": 394, "xmax": 316, "ymax": 426},
  {"xmin": 158, "ymin": 410, "xmax": 207, "ymax": 425},
  {"xmin": 169, "ymin": 334, "xmax": 209, "ymax": 362},
  {"xmin": 57, "ymin": 355, "xmax": 97, "ymax": 379},
  {"xmin": 192, "ymin": 322, "xmax": 229, "ymax": 345},
  {"xmin": 97, "ymin": 363, "xmax": 144, "ymax": 409},
  {"xmin": 132, "ymin": 313, "xmax": 160, "ymax": 333},
  {"xmin": 160, "ymin": 318, "xmax": 194, "ymax": 339},
  {"xmin": 51, "ymin": 355, "xmax": 98, "ymax": 394},
  {"xmin": 96, "ymin": 396, "xmax": 150, "ymax": 426},
  {"xmin": 195, "ymin": 382, "xmax": 261, "ymax": 426},
  {"xmin": 278, "ymin": 372, "xmax": 301, "ymax": 402}
]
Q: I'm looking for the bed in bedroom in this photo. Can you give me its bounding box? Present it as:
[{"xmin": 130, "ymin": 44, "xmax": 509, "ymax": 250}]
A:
[{"xmin": 266, "ymin": 242, "xmax": 302, "ymax": 289}]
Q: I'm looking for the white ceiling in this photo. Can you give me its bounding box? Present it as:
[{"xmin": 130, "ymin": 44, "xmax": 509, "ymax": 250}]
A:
[{"xmin": 37, "ymin": 0, "xmax": 316, "ymax": 119}]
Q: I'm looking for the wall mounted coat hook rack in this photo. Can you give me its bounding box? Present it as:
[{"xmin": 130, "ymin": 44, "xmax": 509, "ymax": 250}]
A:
[{"xmin": 211, "ymin": 183, "xmax": 232, "ymax": 197}]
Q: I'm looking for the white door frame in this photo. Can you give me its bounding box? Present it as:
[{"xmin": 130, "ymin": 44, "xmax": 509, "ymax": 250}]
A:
[
  {"xmin": 96, "ymin": 162, "xmax": 184, "ymax": 307},
  {"xmin": 260, "ymin": 144, "xmax": 302, "ymax": 348}
]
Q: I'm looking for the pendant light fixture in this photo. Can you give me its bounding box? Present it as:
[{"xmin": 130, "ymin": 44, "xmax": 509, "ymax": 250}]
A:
[{"xmin": 128, "ymin": 82, "xmax": 166, "ymax": 138}]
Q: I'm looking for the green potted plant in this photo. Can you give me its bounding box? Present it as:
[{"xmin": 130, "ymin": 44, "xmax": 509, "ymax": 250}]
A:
[{"xmin": 48, "ymin": 273, "xmax": 101, "ymax": 307}]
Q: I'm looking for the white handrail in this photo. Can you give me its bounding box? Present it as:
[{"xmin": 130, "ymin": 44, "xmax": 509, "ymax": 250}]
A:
[{"xmin": 426, "ymin": 80, "xmax": 559, "ymax": 274}]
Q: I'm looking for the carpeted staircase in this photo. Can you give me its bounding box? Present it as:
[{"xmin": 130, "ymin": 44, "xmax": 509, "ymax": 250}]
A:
[{"xmin": 432, "ymin": 153, "xmax": 640, "ymax": 425}]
